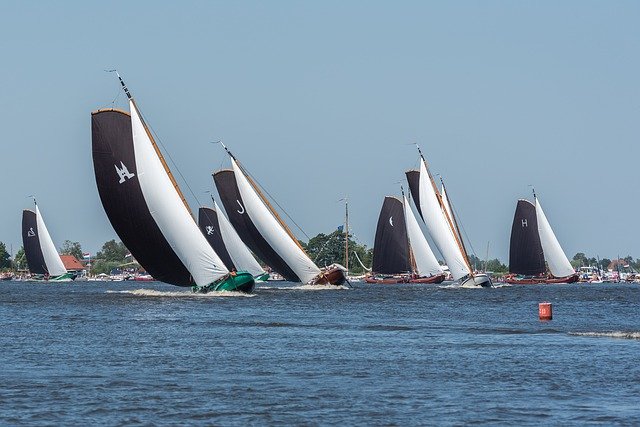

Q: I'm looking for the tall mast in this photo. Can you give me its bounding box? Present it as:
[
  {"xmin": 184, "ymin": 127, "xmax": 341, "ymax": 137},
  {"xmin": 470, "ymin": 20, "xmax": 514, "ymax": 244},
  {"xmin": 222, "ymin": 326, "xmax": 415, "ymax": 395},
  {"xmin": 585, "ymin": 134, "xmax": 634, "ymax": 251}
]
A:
[
  {"xmin": 344, "ymin": 197, "xmax": 349, "ymax": 272},
  {"xmin": 219, "ymin": 142, "xmax": 307, "ymax": 253},
  {"xmin": 416, "ymin": 145, "xmax": 473, "ymax": 274},
  {"xmin": 114, "ymin": 71, "xmax": 192, "ymax": 215}
]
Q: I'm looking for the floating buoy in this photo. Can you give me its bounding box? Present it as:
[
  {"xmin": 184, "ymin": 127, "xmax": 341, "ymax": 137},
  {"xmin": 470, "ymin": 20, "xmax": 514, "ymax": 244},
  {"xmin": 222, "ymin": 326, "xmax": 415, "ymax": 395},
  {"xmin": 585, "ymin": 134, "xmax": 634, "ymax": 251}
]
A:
[{"xmin": 539, "ymin": 302, "xmax": 552, "ymax": 320}]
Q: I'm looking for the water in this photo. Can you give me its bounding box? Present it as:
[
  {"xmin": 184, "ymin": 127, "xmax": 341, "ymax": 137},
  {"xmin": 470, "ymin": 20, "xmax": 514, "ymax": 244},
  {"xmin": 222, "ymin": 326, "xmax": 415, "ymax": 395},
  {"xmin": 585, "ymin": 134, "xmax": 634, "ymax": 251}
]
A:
[{"xmin": 1, "ymin": 281, "xmax": 639, "ymax": 425}]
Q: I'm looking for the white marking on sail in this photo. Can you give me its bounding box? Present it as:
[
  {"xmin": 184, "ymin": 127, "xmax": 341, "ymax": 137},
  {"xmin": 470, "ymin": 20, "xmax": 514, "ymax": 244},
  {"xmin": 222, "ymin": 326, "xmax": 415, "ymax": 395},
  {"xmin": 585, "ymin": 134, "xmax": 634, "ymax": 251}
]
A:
[
  {"xmin": 415, "ymin": 160, "xmax": 470, "ymax": 280},
  {"xmin": 403, "ymin": 195, "xmax": 443, "ymax": 277},
  {"xmin": 214, "ymin": 200, "xmax": 265, "ymax": 277},
  {"xmin": 35, "ymin": 205, "xmax": 67, "ymax": 276},
  {"xmin": 129, "ymin": 100, "xmax": 228, "ymax": 287},
  {"xmin": 535, "ymin": 197, "xmax": 575, "ymax": 278},
  {"xmin": 231, "ymin": 158, "xmax": 321, "ymax": 283}
]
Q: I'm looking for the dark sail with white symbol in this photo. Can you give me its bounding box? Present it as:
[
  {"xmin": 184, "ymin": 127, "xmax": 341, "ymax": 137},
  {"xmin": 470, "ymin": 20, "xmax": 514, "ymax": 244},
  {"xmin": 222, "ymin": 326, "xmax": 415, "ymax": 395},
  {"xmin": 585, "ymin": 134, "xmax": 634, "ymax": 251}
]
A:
[
  {"xmin": 509, "ymin": 200, "xmax": 545, "ymax": 275},
  {"xmin": 91, "ymin": 76, "xmax": 236, "ymax": 290},
  {"xmin": 214, "ymin": 169, "xmax": 299, "ymax": 281},
  {"xmin": 372, "ymin": 197, "xmax": 411, "ymax": 274},
  {"xmin": 21, "ymin": 205, "xmax": 67, "ymax": 277},
  {"xmin": 199, "ymin": 202, "xmax": 266, "ymax": 278},
  {"xmin": 214, "ymin": 147, "xmax": 346, "ymax": 286}
]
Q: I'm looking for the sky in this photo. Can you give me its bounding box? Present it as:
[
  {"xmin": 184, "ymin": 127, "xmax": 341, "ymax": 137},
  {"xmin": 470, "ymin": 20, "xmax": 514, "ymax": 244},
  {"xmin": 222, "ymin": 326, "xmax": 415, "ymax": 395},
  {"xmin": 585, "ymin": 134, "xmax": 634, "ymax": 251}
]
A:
[{"xmin": 0, "ymin": 1, "xmax": 638, "ymax": 263}]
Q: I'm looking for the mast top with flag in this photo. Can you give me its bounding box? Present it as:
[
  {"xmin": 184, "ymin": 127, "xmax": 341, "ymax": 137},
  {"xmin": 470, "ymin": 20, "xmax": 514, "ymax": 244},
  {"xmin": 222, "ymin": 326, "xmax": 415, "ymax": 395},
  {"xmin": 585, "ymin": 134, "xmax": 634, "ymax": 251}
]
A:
[{"xmin": 106, "ymin": 69, "xmax": 132, "ymax": 100}]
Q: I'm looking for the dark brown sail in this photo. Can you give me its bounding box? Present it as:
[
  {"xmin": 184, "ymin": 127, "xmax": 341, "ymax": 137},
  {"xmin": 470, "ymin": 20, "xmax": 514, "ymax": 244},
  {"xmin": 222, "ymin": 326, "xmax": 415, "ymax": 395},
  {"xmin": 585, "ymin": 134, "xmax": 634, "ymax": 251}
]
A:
[
  {"xmin": 405, "ymin": 170, "xmax": 423, "ymax": 220},
  {"xmin": 372, "ymin": 196, "xmax": 412, "ymax": 274},
  {"xmin": 509, "ymin": 199, "xmax": 545, "ymax": 275},
  {"xmin": 21, "ymin": 210, "xmax": 47, "ymax": 275},
  {"xmin": 198, "ymin": 207, "xmax": 236, "ymax": 271},
  {"xmin": 213, "ymin": 169, "xmax": 300, "ymax": 282},
  {"xmin": 91, "ymin": 109, "xmax": 192, "ymax": 286}
]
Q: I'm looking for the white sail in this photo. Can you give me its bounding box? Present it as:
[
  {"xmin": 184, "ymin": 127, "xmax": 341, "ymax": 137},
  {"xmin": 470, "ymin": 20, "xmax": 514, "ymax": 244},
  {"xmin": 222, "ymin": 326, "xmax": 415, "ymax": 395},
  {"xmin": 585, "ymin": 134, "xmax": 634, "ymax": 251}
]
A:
[
  {"xmin": 214, "ymin": 200, "xmax": 265, "ymax": 277},
  {"xmin": 415, "ymin": 159, "xmax": 470, "ymax": 280},
  {"xmin": 231, "ymin": 158, "xmax": 321, "ymax": 283},
  {"xmin": 403, "ymin": 195, "xmax": 443, "ymax": 277},
  {"xmin": 535, "ymin": 197, "xmax": 575, "ymax": 278},
  {"xmin": 130, "ymin": 100, "xmax": 228, "ymax": 287},
  {"xmin": 35, "ymin": 205, "xmax": 67, "ymax": 277}
]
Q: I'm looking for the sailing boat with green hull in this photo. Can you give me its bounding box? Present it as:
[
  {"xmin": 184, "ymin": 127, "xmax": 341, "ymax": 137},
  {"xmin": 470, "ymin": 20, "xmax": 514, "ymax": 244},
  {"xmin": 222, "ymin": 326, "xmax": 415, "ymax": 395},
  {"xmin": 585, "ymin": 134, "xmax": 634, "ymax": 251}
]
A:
[
  {"xmin": 22, "ymin": 200, "xmax": 76, "ymax": 282},
  {"xmin": 91, "ymin": 72, "xmax": 254, "ymax": 293}
]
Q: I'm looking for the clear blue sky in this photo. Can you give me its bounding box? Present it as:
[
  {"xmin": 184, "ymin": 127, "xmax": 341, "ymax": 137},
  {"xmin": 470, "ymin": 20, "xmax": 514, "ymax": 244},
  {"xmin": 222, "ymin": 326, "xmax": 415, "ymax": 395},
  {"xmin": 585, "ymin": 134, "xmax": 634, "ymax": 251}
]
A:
[{"xmin": 0, "ymin": 1, "xmax": 638, "ymax": 263}]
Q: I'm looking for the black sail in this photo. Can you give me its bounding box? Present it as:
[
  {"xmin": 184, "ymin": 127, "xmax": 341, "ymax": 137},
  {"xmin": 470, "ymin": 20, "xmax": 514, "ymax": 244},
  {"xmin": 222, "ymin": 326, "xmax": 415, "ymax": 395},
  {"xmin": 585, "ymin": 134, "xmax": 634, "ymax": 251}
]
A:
[
  {"xmin": 405, "ymin": 170, "xmax": 423, "ymax": 220},
  {"xmin": 198, "ymin": 207, "xmax": 236, "ymax": 271},
  {"xmin": 372, "ymin": 196, "xmax": 412, "ymax": 274},
  {"xmin": 91, "ymin": 109, "xmax": 193, "ymax": 286},
  {"xmin": 213, "ymin": 169, "xmax": 300, "ymax": 282},
  {"xmin": 509, "ymin": 199, "xmax": 546, "ymax": 275},
  {"xmin": 22, "ymin": 210, "xmax": 47, "ymax": 275}
]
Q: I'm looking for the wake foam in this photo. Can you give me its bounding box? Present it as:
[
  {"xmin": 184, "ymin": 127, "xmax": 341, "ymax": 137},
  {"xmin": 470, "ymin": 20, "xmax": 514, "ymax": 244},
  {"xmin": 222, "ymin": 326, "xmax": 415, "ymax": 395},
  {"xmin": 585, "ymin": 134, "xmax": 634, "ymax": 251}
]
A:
[
  {"xmin": 296, "ymin": 284, "xmax": 350, "ymax": 291},
  {"xmin": 569, "ymin": 331, "xmax": 640, "ymax": 340},
  {"xmin": 106, "ymin": 289, "xmax": 255, "ymax": 298}
]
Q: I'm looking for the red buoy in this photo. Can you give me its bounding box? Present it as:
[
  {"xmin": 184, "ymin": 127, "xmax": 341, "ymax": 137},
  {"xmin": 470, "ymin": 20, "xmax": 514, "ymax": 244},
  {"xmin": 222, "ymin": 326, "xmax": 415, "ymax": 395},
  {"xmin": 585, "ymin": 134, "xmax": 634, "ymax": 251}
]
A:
[{"xmin": 539, "ymin": 302, "xmax": 552, "ymax": 320}]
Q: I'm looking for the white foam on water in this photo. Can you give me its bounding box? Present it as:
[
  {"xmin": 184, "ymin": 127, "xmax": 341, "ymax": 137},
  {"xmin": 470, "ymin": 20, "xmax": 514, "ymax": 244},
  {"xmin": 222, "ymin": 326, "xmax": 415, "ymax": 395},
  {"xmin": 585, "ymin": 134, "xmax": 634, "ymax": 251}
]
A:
[
  {"xmin": 492, "ymin": 283, "xmax": 513, "ymax": 288},
  {"xmin": 296, "ymin": 284, "xmax": 350, "ymax": 291},
  {"xmin": 569, "ymin": 331, "xmax": 640, "ymax": 340},
  {"xmin": 106, "ymin": 289, "xmax": 255, "ymax": 298}
]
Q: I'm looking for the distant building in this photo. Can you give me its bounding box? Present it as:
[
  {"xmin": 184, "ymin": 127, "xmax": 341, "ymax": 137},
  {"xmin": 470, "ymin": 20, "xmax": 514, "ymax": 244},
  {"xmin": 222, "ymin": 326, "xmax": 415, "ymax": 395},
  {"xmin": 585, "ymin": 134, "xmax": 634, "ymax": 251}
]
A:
[{"xmin": 60, "ymin": 255, "xmax": 84, "ymax": 273}]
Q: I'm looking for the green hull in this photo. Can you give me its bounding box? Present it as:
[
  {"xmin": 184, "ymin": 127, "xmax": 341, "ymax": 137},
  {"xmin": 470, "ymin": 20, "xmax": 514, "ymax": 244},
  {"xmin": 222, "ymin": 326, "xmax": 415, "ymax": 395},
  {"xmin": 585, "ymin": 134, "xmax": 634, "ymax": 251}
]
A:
[
  {"xmin": 192, "ymin": 271, "xmax": 255, "ymax": 294},
  {"xmin": 254, "ymin": 272, "xmax": 270, "ymax": 282},
  {"xmin": 30, "ymin": 272, "xmax": 77, "ymax": 282}
]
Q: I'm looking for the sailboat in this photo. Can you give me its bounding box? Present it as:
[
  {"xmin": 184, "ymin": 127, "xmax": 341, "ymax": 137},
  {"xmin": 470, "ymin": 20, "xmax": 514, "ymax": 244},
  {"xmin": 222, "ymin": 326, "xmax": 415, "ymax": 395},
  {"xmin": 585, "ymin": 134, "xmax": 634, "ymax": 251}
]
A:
[
  {"xmin": 91, "ymin": 72, "xmax": 254, "ymax": 293},
  {"xmin": 213, "ymin": 143, "xmax": 347, "ymax": 286},
  {"xmin": 365, "ymin": 195, "xmax": 445, "ymax": 284},
  {"xmin": 22, "ymin": 201, "xmax": 76, "ymax": 281},
  {"xmin": 505, "ymin": 190, "xmax": 578, "ymax": 284},
  {"xmin": 405, "ymin": 147, "xmax": 492, "ymax": 288},
  {"xmin": 198, "ymin": 200, "xmax": 270, "ymax": 282}
]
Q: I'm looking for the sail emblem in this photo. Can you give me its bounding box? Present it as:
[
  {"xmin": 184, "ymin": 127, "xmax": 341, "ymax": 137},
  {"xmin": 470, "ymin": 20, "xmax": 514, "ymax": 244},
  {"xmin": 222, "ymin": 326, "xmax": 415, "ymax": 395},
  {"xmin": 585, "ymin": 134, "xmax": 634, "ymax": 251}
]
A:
[
  {"xmin": 522, "ymin": 219, "xmax": 528, "ymax": 227},
  {"xmin": 205, "ymin": 225, "xmax": 215, "ymax": 235},
  {"xmin": 115, "ymin": 161, "xmax": 135, "ymax": 184},
  {"xmin": 389, "ymin": 216, "xmax": 394, "ymax": 226},
  {"xmin": 27, "ymin": 227, "xmax": 36, "ymax": 237},
  {"xmin": 236, "ymin": 200, "xmax": 245, "ymax": 214}
]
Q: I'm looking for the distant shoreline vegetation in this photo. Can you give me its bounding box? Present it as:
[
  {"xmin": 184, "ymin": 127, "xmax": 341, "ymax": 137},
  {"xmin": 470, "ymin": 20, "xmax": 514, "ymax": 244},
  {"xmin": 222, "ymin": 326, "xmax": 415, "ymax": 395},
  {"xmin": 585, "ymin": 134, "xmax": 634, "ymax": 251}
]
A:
[{"xmin": 0, "ymin": 236, "xmax": 637, "ymax": 276}]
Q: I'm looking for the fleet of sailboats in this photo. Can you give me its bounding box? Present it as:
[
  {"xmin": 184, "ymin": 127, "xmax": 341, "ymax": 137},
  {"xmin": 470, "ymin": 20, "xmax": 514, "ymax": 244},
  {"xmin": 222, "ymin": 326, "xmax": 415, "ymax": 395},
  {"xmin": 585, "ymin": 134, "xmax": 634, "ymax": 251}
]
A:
[{"xmin": 7, "ymin": 73, "xmax": 585, "ymax": 290}]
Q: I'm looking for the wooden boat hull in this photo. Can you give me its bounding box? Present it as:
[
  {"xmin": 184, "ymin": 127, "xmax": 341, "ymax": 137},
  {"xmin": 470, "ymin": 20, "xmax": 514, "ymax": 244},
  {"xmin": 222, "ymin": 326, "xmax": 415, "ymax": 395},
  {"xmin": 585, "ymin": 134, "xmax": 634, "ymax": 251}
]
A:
[
  {"xmin": 409, "ymin": 273, "xmax": 446, "ymax": 284},
  {"xmin": 364, "ymin": 275, "xmax": 409, "ymax": 284},
  {"xmin": 310, "ymin": 265, "xmax": 347, "ymax": 286},
  {"xmin": 504, "ymin": 273, "xmax": 579, "ymax": 284}
]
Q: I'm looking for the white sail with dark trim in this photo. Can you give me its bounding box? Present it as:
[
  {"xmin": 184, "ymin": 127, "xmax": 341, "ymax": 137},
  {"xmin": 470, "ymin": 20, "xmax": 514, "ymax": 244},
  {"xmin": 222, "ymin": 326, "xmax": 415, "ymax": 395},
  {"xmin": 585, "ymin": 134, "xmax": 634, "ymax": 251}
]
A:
[
  {"xmin": 230, "ymin": 158, "xmax": 321, "ymax": 283},
  {"xmin": 129, "ymin": 100, "xmax": 228, "ymax": 287},
  {"xmin": 535, "ymin": 197, "xmax": 575, "ymax": 278},
  {"xmin": 413, "ymin": 159, "xmax": 470, "ymax": 280},
  {"xmin": 35, "ymin": 205, "xmax": 67, "ymax": 277},
  {"xmin": 402, "ymin": 195, "xmax": 443, "ymax": 277},
  {"xmin": 214, "ymin": 200, "xmax": 265, "ymax": 277}
]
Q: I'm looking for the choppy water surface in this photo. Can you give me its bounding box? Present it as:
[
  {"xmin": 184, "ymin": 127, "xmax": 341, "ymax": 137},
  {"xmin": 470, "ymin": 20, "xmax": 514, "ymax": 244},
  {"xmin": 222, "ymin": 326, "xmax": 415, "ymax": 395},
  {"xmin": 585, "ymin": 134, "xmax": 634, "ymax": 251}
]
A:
[{"xmin": 1, "ymin": 281, "xmax": 639, "ymax": 425}]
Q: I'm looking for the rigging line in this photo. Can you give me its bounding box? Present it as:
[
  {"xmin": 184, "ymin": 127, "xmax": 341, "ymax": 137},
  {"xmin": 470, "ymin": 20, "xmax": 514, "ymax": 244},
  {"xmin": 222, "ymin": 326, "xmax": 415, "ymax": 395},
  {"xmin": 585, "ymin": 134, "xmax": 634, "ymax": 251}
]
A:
[
  {"xmin": 448, "ymin": 197, "xmax": 477, "ymax": 259},
  {"xmin": 237, "ymin": 159, "xmax": 312, "ymax": 242},
  {"xmin": 141, "ymin": 111, "xmax": 204, "ymax": 212}
]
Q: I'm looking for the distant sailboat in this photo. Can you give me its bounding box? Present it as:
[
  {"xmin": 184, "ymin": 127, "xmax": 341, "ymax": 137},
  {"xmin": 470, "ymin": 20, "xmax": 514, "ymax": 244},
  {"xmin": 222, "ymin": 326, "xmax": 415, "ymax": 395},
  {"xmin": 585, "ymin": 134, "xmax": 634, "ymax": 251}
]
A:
[
  {"xmin": 198, "ymin": 200, "xmax": 269, "ymax": 282},
  {"xmin": 405, "ymin": 147, "xmax": 492, "ymax": 287},
  {"xmin": 213, "ymin": 143, "xmax": 347, "ymax": 286},
  {"xmin": 365, "ymin": 195, "xmax": 445, "ymax": 284},
  {"xmin": 22, "ymin": 201, "xmax": 75, "ymax": 281},
  {"xmin": 505, "ymin": 190, "xmax": 578, "ymax": 284},
  {"xmin": 91, "ymin": 72, "xmax": 254, "ymax": 293}
]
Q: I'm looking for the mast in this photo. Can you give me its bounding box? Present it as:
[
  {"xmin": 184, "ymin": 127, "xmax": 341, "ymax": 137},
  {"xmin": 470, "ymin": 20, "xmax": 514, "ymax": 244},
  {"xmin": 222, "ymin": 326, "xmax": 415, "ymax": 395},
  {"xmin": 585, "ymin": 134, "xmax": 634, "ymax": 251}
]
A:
[
  {"xmin": 219, "ymin": 142, "xmax": 307, "ymax": 253},
  {"xmin": 343, "ymin": 197, "xmax": 349, "ymax": 273},
  {"xmin": 114, "ymin": 71, "xmax": 192, "ymax": 215},
  {"xmin": 416, "ymin": 145, "xmax": 473, "ymax": 274}
]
